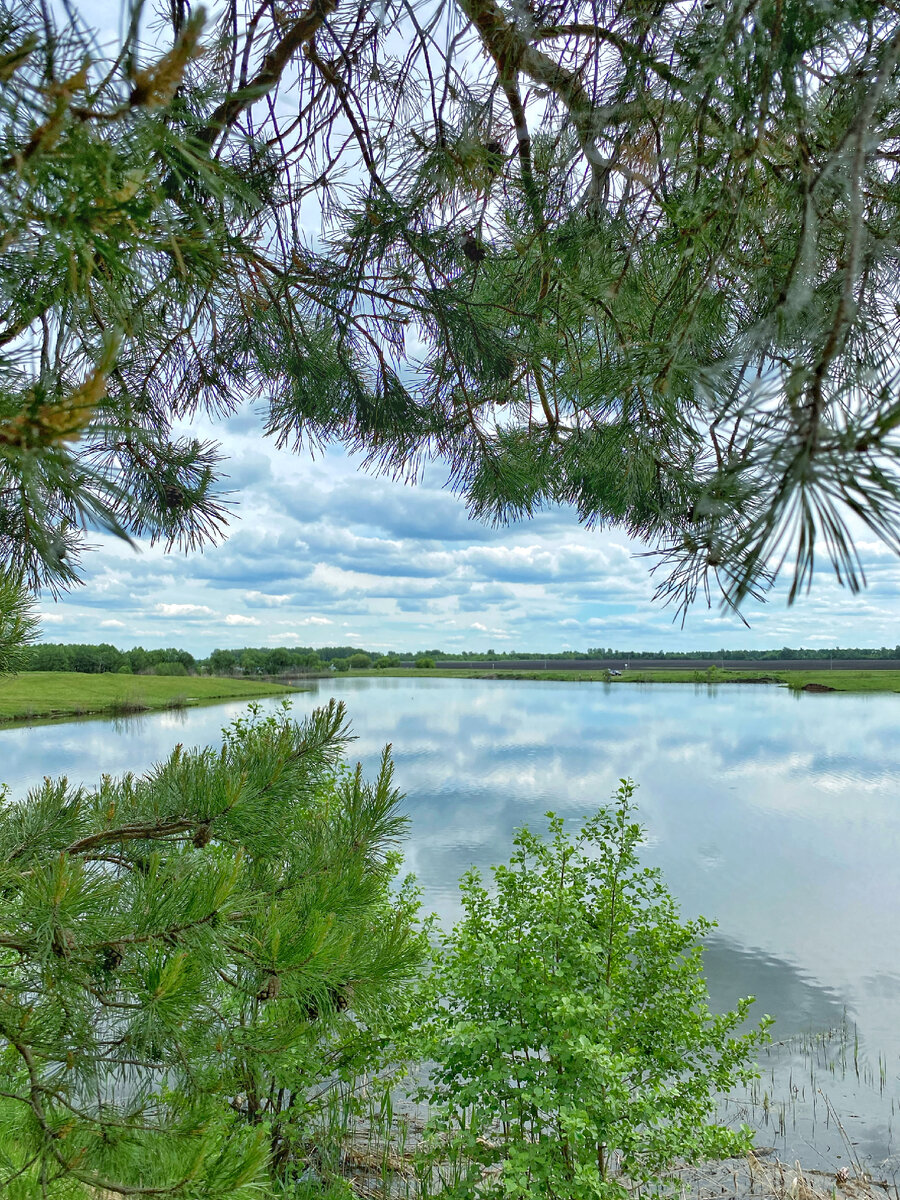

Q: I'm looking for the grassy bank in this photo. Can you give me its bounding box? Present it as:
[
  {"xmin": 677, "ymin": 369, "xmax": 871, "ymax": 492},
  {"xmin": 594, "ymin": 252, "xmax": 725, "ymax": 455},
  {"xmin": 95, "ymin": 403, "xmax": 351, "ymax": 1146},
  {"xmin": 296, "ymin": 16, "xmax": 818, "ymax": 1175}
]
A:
[
  {"xmin": 777, "ymin": 669, "xmax": 900, "ymax": 693},
  {"xmin": 336, "ymin": 667, "xmax": 900, "ymax": 692},
  {"xmin": 0, "ymin": 672, "xmax": 300, "ymax": 724}
]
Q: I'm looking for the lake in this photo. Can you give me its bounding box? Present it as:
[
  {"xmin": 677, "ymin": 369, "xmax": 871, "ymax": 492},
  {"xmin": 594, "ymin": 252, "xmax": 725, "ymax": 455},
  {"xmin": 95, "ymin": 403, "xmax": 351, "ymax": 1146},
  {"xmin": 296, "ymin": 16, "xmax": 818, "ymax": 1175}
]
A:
[{"xmin": 8, "ymin": 677, "xmax": 900, "ymax": 1174}]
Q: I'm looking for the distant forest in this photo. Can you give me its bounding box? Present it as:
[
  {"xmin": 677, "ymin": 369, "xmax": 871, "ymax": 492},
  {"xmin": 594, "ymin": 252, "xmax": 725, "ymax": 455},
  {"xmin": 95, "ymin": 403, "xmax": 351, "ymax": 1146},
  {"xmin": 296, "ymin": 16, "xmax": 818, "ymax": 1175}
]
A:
[{"xmin": 17, "ymin": 643, "xmax": 900, "ymax": 674}]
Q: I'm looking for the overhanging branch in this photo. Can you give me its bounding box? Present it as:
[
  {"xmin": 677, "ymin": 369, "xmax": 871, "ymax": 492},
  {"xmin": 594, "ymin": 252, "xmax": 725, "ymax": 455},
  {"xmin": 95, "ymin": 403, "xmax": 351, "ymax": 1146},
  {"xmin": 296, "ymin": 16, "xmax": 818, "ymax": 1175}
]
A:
[{"xmin": 199, "ymin": 0, "xmax": 339, "ymax": 146}]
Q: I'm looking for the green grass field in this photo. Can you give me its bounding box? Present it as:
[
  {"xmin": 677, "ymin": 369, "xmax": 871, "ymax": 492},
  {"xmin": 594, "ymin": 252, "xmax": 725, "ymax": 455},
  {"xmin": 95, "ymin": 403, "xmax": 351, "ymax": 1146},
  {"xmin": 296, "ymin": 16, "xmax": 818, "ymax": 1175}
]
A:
[
  {"xmin": 341, "ymin": 667, "xmax": 900, "ymax": 692},
  {"xmin": 0, "ymin": 672, "xmax": 300, "ymax": 724}
]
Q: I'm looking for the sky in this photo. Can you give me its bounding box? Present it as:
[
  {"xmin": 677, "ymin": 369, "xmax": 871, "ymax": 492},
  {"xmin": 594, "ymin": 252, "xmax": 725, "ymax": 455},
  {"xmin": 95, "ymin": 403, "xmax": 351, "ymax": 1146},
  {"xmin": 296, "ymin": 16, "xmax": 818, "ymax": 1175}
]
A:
[
  {"xmin": 37, "ymin": 406, "xmax": 900, "ymax": 655},
  {"xmin": 31, "ymin": 2, "xmax": 900, "ymax": 657}
]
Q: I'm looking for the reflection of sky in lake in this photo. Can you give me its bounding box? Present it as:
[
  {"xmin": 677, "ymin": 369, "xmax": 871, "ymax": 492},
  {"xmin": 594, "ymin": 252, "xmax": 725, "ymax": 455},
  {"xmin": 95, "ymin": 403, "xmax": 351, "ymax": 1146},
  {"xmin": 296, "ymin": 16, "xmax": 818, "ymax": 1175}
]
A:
[{"xmin": 7, "ymin": 678, "xmax": 900, "ymax": 1168}]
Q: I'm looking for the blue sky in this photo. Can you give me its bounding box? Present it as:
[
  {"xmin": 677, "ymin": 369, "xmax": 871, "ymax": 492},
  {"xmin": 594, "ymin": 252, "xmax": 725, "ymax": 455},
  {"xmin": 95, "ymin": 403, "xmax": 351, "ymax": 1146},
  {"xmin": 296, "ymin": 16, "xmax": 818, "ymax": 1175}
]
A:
[{"xmin": 38, "ymin": 408, "xmax": 900, "ymax": 655}]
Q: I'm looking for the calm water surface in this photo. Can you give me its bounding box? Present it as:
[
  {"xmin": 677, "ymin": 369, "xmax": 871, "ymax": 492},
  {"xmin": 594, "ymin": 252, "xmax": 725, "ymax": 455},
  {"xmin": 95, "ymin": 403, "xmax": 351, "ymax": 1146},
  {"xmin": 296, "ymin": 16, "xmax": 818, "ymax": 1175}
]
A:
[{"xmin": 9, "ymin": 678, "xmax": 900, "ymax": 1172}]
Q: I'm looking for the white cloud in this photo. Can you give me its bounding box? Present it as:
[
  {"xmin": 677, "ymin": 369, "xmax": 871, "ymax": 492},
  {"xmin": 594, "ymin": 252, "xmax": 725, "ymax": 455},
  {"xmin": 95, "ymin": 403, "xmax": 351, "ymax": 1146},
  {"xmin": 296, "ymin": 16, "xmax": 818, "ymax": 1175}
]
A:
[
  {"xmin": 585, "ymin": 614, "xmax": 658, "ymax": 630},
  {"xmin": 33, "ymin": 436, "xmax": 900, "ymax": 655},
  {"xmin": 156, "ymin": 603, "xmax": 214, "ymax": 617},
  {"xmin": 244, "ymin": 590, "xmax": 292, "ymax": 607}
]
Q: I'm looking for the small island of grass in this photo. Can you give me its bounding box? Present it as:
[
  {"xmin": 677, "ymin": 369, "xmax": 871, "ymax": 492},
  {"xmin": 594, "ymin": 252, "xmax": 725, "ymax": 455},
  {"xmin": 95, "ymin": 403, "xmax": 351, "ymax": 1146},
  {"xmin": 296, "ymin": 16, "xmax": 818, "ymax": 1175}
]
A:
[{"xmin": 0, "ymin": 672, "xmax": 300, "ymax": 726}]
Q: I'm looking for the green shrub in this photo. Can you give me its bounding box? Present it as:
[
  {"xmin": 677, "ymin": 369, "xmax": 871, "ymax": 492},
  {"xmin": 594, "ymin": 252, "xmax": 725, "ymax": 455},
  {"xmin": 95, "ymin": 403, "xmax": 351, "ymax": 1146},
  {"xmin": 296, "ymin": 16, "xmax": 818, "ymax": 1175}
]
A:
[
  {"xmin": 348, "ymin": 653, "xmax": 372, "ymax": 669},
  {"xmin": 117, "ymin": 663, "xmax": 133, "ymax": 673},
  {"xmin": 153, "ymin": 660, "xmax": 189, "ymax": 676},
  {"xmin": 694, "ymin": 667, "xmax": 723, "ymax": 683},
  {"xmin": 415, "ymin": 656, "xmax": 435, "ymax": 669},
  {"xmin": 332, "ymin": 657, "xmax": 351, "ymax": 672},
  {"xmin": 420, "ymin": 782, "xmax": 769, "ymax": 1200}
]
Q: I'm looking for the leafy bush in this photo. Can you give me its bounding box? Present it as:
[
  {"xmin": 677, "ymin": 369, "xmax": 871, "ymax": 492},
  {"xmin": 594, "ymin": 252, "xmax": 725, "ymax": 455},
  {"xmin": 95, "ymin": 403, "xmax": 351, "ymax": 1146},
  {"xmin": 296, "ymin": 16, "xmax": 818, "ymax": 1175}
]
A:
[
  {"xmin": 0, "ymin": 701, "xmax": 423, "ymax": 1196},
  {"xmin": 153, "ymin": 660, "xmax": 190, "ymax": 676},
  {"xmin": 693, "ymin": 667, "xmax": 723, "ymax": 683},
  {"xmin": 420, "ymin": 782, "xmax": 769, "ymax": 1200},
  {"xmin": 348, "ymin": 653, "xmax": 372, "ymax": 669},
  {"xmin": 333, "ymin": 657, "xmax": 351, "ymax": 672},
  {"xmin": 415, "ymin": 656, "xmax": 435, "ymax": 669}
]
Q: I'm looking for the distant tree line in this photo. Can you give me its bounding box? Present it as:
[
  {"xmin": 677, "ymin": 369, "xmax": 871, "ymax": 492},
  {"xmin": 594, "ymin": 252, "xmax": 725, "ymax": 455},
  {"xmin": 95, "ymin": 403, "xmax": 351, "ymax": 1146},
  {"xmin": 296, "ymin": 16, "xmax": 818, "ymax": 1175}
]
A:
[
  {"xmin": 16, "ymin": 642, "xmax": 900, "ymax": 676},
  {"xmin": 21, "ymin": 643, "xmax": 197, "ymax": 674},
  {"xmin": 208, "ymin": 647, "xmax": 403, "ymax": 674},
  {"xmin": 17, "ymin": 643, "xmax": 405, "ymax": 675}
]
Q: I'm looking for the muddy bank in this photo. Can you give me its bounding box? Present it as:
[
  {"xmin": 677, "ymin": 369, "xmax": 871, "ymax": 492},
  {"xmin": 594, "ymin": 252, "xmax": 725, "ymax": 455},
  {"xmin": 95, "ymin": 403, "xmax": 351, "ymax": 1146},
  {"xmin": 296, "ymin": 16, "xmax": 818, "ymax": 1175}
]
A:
[
  {"xmin": 672, "ymin": 1152, "xmax": 895, "ymax": 1200},
  {"xmin": 310, "ymin": 1101, "xmax": 899, "ymax": 1200}
]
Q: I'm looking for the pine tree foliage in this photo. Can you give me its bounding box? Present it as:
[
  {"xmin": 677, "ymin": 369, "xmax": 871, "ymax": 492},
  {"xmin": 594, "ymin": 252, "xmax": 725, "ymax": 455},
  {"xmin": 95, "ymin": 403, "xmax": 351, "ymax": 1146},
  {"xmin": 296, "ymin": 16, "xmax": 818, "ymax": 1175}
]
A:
[
  {"xmin": 0, "ymin": 569, "xmax": 38, "ymax": 672},
  {"xmin": 0, "ymin": 700, "xmax": 424, "ymax": 1196},
  {"xmin": 3, "ymin": 0, "xmax": 900, "ymax": 612},
  {"xmin": 0, "ymin": 0, "xmax": 245, "ymax": 593}
]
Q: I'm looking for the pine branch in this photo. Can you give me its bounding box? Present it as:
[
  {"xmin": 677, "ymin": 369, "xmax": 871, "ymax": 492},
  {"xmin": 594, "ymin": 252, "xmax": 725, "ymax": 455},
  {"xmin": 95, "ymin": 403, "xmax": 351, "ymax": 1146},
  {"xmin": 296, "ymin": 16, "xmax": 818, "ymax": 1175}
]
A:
[
  {"xmin": 64, "ymin": 817, "xmax": 200, "ymax": 855},
  {"xmin": 199, "ymin": 0, "xmax": 338, "ymax": 145}
]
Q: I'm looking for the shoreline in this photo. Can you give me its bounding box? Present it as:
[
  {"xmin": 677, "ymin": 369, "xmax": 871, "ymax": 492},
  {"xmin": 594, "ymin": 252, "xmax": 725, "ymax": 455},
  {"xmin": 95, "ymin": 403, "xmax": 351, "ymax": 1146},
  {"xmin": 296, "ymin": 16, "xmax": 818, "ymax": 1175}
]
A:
[
  {"xmin": 330, "ymin": 667, "xmax": 900, "ymax": 694},
  {"xmin": 0, "ymin": 672, "xmax": 301, "ymax": 727},
  {"xmin": 318, "ymin": 1103, "xmax": 894, "ymax": 1200}
]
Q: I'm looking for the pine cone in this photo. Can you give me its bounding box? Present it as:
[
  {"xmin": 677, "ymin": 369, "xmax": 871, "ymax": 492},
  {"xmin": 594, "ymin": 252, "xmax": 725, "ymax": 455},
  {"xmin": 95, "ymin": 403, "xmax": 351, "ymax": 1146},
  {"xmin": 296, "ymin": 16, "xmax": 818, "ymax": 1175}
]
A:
[
  {"xmin": 482, "ymin": 140, "xmax": 505, "ymax": 175},
  {"xmin": 257, "ymin": 973, "xmax": 281, "ymax": 1001},
  {"xmin": 461, "ymin": 231, "xmax": 487, "ymax": 263},
  {"xmin": 162, "ymin": 482, "xmax": 186, "ymax": 510},
  {"xmin": 52, "ymin": 928, "xmax": 77, "ymax": 957},
  {"xmin": 330, "ymin": 985, "xmax": 351, "ymax": 1012},
  {"xmin": 99, "ymin": 944, "xmax": 124, "ymax": 972},
  {"xmin": 192, "ymin": 822, "xmax": 212, "ymax": 848}
]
